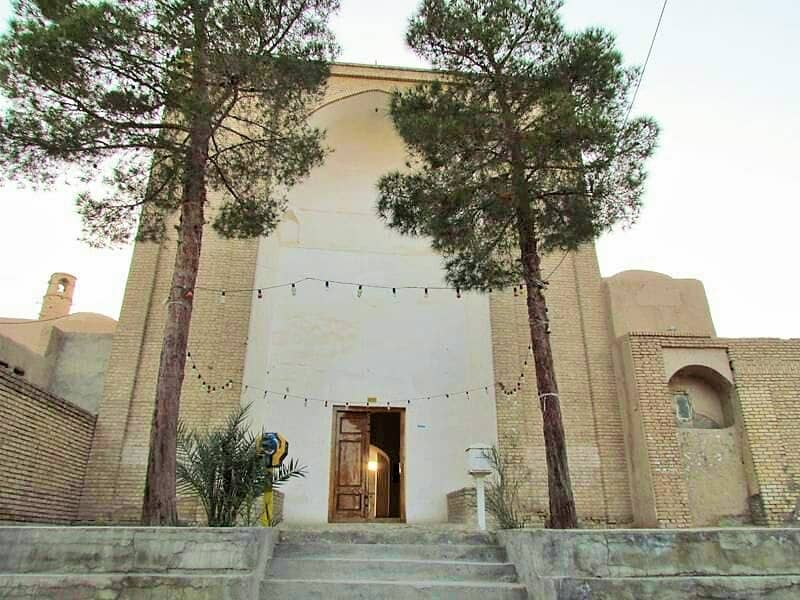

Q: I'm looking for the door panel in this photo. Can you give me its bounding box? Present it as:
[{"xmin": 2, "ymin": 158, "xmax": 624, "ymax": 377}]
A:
[{"xmin": 330, "ymin": 410, "xmax": 370, "ymax": 522}]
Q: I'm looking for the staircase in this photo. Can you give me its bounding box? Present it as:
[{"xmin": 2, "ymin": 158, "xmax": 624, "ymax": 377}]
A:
[{"xmin": 262, "ymin": 527, "xmax": 528, "ymax": 599}]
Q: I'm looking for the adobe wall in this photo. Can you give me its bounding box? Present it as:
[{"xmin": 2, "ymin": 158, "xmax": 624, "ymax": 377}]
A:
[{"xmin": 0, "ymin": 371, "xmax": 96, "ymax": 523}]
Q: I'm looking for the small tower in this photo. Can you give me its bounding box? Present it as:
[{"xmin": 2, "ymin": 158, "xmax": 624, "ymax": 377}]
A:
[{"xmin": 39, "ymin": 272, "xmax": 76, "ymax": 320}]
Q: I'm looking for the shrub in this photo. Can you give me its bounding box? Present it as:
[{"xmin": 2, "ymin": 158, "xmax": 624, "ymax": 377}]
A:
[
  {"xmin": 484, "ymin": 444, "xmax": 533, "ymax": 529},
  {"xmin": 176, "ymin": 403, "xmax": 306, "ymax": 526}
]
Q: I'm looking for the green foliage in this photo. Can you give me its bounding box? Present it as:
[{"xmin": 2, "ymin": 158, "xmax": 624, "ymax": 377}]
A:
[
  {"xmin": 484, "ymin": 444, "xmax": 533, "ymax": 530},
  {"xmin": 0, "ymin": 0, "xmax": 339, "ymax": 245},
  {"xmin": 176, "ymin": 403, "xmax": 306, "ymax": 527},
  {"xmin": 377, "ymin": 0, "xmax": 659, "ymax": 290}
]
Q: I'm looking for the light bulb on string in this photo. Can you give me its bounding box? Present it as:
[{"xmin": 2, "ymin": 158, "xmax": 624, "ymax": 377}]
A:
[
  {"xmin": 257, "ymin": 289, "xmax": 263, "ymax": 299},
  {"xmin": 424, "ymin": 288, "xmax": 428, "ymax": 299},
  {"xmin": 513, "ymin": 286, "xmax": 518, "ymax": 297},
  {"xmin": 283, "ymin": 394, "xmax": 287, "ymax": 400},
  {"xmin": 291, "ymin": 283, "xmax": 296, "ymax": 296},
  {"xmin": 357, "ymin": 285, "xmax": 363, "ymax": 298},
  {"xmin": 325, "ymin": 281, "xmax": 330, "ymax": 291},
  {"xmin": 456, "ymin": 288, "xmax": 461, "ymax": 299},
  {"xmin": 220, "ymin": 290, "xmax": 226, "ymax": 304},
  {"xmin": 324, "ymin": 401, "xmax": 328, "ymax": 407},
  {"xmin": 392, "ymin": 287, "xmax": 397, "ymax": 297},
  {"xmin": 304, "ymin": 398, "xmax": 308, "ymax": 407}
]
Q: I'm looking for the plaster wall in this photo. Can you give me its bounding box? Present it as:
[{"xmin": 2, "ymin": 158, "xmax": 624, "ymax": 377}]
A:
[
  {"xmin": 241, "ymin": 90, "xmax": 497, "ymax": 523},
  {"xmin": 605, "ymin": 271, "xmax": 716, "ymax": 338},
  {"xmin": 679, "ymin": 428, "xmax": 750, "ymax": 526},
  {"xmin": 0, "ymin": 334, "xmax": 56, "ymax": 389},
  {"xmin": 669, "ymin": 374, "xmax": 727, "ymax": 427},
  {"xmin": 662, "ymin": 347, "xmax": 733, "ymax": 383},
  {"xmin": 50, "ymin": 332, "xmax": 114, "ymax": 414}
]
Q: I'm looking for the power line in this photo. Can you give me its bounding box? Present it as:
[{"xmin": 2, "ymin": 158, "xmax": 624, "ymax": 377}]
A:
[{"xmin": 623, "ymin": 0, "xmax": 669, "ymax": 127}]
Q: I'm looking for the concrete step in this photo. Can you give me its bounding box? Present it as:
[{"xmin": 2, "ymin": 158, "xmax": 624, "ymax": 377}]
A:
[
  {"xmin": 555, "ymin": 575, "xmax": 800, "ymax": 600},
  {"xmin": 273, "ymin": 541, "xmax": 508, "ymax": 562},
  {"xmin": 261, "ymin": 577, "xmax": 528, "ymax": 599},
  {"xmin": 0, "ymin": 527, "xmax": 265, "ymax": 574},
  {"xmin": 0, "ymin": 573, "xmax": 251, "ymax": 600},
  {"xmin": 498, "ymin": 528, "xmax": 800, "ymax": 579},
  {"xmin": 267, "ymin": 557, "xmax": 518, "ymax": 583},
  {"xmin": 278, "ymin": 528, "xmax": 496, "ymax": 546}
]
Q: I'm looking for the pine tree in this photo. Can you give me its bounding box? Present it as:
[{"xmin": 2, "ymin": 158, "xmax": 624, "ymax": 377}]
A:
[
  {"xmin": 378, "ymin": 0, "xmax": 658, "ymax": 528},
  {"xmin": 0, "ymin": 0, "xmax": 338, "ymax": 525}
]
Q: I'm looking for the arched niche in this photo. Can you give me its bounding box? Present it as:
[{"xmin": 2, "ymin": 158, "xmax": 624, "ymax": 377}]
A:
[{"xmin": 668, "ymin": 364, "xmax": 735, "ymax": 430}]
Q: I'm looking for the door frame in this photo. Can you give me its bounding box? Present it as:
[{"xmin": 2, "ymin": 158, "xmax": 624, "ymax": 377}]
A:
[{"xmin": 328, "ymin": 406, "xmax": 406, "ymax": 523}]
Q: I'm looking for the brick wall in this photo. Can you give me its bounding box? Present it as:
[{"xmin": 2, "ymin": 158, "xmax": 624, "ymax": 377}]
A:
[
  {"xmin": 489, "ymin": 245, "xmax": 634, "ymax": 527},
  {"xmin": 446, "ymin": 487, "xmax": 498, "ymax": 529},
  {"xmin": 0, "ymin": 371, "xmax": 96, "ymax": 523},
  {"xmin": 621, "ymin": 333, "xmax": 800, "ymax": 527},
  {"xmin": 727, "ymin": 338, "xmax": 800, "ymax": 525}
]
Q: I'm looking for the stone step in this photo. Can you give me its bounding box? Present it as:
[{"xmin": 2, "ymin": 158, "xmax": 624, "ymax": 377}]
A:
[
  {"xmin": 555, "ymin": 575, "xmax": 800, "ymax": 599},
  {"xmin": 278, "ymin": 528, "xmax": 496, "ymax": 546},
  {"xmin": 0, "ymin": 573, "xmax": 251, "ymax": 600},
  {"xmin": 0, "ymin": 527, "xmax": 264, "ymax": 574},
  {"xmin": 262, "ymin": 577, "xmax": 528, "ymax": 599},
  {"xmin": 498, "ymin": 528, "xmax": 800, "ymax": 579},
  {"xmin": 267, "ymin": 557, "xmax": 518, "ymax": 583},
  {"xmin": 273, "ymin": 541, "xmax": 508, "ymax": 562}
]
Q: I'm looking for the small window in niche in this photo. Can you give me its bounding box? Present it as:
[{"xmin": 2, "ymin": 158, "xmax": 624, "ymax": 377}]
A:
[
  {"xmin": 12, "ymin": 367, "xmax": 25, "ymax": 377},
  {"xmin": 674, "ymin": 392, "xmax": 693, "ymax": 424},
  {"xmin": 57, "ymin": 279, "xmax": 68, "ymax": 294}
]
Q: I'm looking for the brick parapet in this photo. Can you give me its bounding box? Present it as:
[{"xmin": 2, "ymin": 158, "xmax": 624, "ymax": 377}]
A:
[{"xmin": 0, "ymin": 371, "xmax": 96, "ymax": 523}]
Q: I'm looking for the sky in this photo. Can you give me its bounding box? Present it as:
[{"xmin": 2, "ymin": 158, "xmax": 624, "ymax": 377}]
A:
[{"xmin": 0, "ymin": 0, "xmax": 798, "ymax": 338}]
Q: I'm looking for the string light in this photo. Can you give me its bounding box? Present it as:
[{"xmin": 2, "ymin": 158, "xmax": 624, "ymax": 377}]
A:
[
  {"xmin": 187, "ymin": 349, "xmax": 536, "ymax": 406},
  {"xmin": 191, "ymin": 277, "xmax": 555, "ymax": 303}
]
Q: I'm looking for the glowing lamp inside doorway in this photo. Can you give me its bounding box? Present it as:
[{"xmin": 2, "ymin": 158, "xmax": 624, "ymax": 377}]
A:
[{"xmin": 367, "ymin": 460, "xmax": 378, "ymax": 472}]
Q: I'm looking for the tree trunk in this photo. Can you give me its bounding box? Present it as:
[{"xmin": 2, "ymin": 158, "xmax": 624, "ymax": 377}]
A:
[
  {"xmin": 517, "ymin": 215, "xmax": 578, "ymax": 529},
  {"xmin": 141, "ymin": 0, "xmax": 211, "ymax": 526}
]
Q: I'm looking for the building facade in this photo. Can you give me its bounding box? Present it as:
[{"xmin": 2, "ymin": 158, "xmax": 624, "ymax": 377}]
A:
[{"xmin": 6, "ymin": 64, "xmax": 794, "ymax": 528}]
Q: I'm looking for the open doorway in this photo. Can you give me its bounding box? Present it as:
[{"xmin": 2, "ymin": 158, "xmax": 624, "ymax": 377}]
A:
[{"xmin": 328, "ymin": 407, "xmax": 405, "ymax": 522}]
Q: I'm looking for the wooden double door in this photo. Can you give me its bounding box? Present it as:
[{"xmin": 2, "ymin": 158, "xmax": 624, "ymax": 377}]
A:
[{"xmin": 328, "ymin": 407, "xmax": 405, "ymax": 522}]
